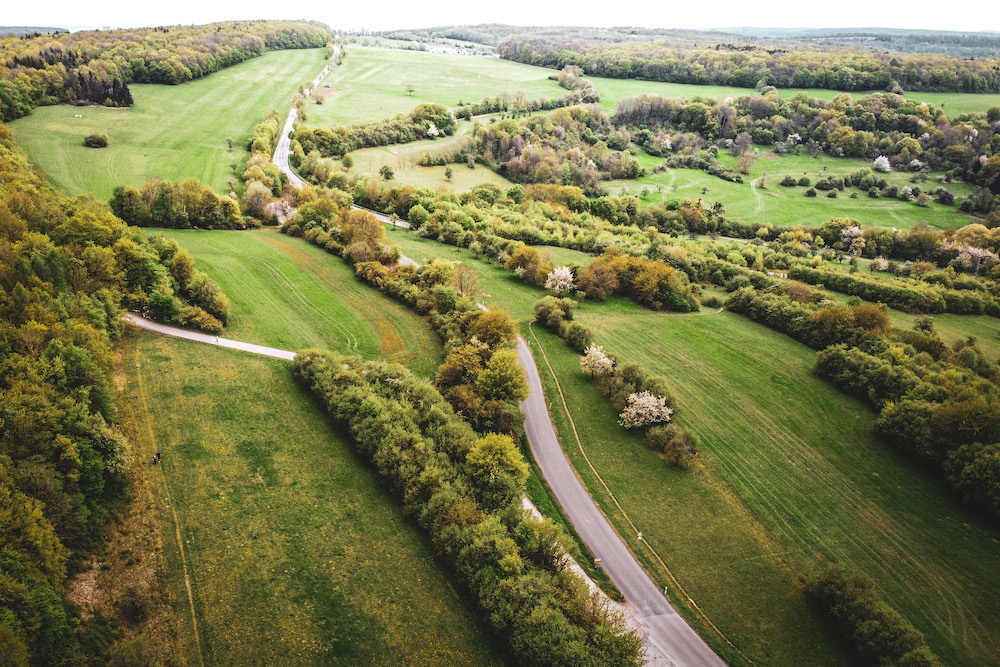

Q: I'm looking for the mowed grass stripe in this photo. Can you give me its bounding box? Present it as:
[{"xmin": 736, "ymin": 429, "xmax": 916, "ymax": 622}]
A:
[
  {"xmin": 578, "ymin": 308, "xmax": 999, "ymax": 665},
  {"xmin": 123, "ymin": 335, "xmax": 502, "ymax": 665},
  {"xmin": 155, "ymin": 229, "xmax": 442, "ymax": 378},
  {"xmin": 11, "ymin": 48, "xmax": 327, "ymax": 198}
]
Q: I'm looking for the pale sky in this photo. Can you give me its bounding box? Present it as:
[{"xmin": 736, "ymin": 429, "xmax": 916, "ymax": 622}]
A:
[{"xmin": 4, "ymin": 0, "xmax": 998, "ymax": 34}]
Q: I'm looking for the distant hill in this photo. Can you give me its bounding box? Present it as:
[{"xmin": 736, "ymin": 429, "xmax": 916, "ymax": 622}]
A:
[{"xmin": 0, "ymin": 26, "xmax": 68, "ymax": 37}]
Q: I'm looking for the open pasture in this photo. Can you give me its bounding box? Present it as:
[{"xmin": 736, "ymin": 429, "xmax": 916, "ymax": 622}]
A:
[
  {"xmin": 345, "ymin": 120, "xmax": 514, "ymax": 191},
  {"xmin": 609, "ymin": 150, "xmax": 976, "ymax": 230},
  {"xmin": 590, "ymin": 76, "xmax": 1000, "ymax": 118},
  {"xmin": 120, "ymin": 334, "xmax": 501, "ymax": 666},
  {"xmin": 156, "ymin": 228, "xmax": 442, "ymax": 378},
  {"xmin": 10, "ymin": 48, "xmax": 327, "ymax": 199},
  {"xmin": 308, "ymin": 46, "xmax": 564, "ymax": 126}
]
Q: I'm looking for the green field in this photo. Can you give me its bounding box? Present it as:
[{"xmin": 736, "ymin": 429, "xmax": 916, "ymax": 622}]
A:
[
  {"xmin": 121, "ymin": 334, "xmax": 501, "ymax": 666},
  {"xmin": 384, "ymin": 229, "xmax": 1000, "ymax": 665},
  {"xmin": 345, "ymin": 120, "xmax": 514, "ymax": 191},
  {"xmin": 589, "ymin": 76, "xmax": 1000, "ymax": 118},
  {"xmin": 608, "ymin": 150, "xmax": 976, "ymax": 231},
  {"xmin": 308, "ymin": 46, "xmax": 564, "ymax": 125},
  {"xmin": 154, "ymin": 228, "xmax": 442, "ymax": 379},
  {"xmin": 10, "ymin": 48, "xmax": 327, "ymax": 199}
]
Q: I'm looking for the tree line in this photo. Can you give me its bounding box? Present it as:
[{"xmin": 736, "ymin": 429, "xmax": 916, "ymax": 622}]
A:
[
  {"xmin": 0, "ymin": 20, "xmax": 332, "ymax": 121},
  {"xmin": 278, "ymin": 188, "xmax": 642, "ymax": 663},
  {"xmin": 110, "ymin": 178, "xmax": 247, "ymax": 230},
  {"xmin": 726, "ymin": 285, "xmax": 1000, "ymax": 520},
  {"xmin": 0, "ymin": 121, "xmax": 229, "ymax": 662},
  {"xmin": 497, "ymin": 35, "xmax": 1000, "ymax": 93}
]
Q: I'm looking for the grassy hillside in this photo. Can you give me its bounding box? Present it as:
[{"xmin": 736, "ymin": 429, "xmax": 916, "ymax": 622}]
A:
[
  {"xmin": 608, "ymin": 151, "xmax": 975, "ymax": 231},
  {"xmin": 309, "ymin": 46, "xmax": 563, "ymax": 125},
  {"xmin": 383, "ymin": 228, "xmax": 1000, "ymax": 665},
  {"xmin": 120, "ymin": 334, "xmax": 501, "ymax": 666},
  {"xmin": 155, "ymin": 229, "xmax": 441, "ymax": 378},
  {"xmin": 10, "ymin": 48, "xmax": 327, "ymax": 199}
]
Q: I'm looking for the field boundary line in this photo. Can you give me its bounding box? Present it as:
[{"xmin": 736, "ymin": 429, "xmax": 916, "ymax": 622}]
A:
[
  {"xmin": 527, "ymin": 321, "xmax": 752, "ymax": 664},
  {"xmin": 133, "ymin": 350, "xmax": 205, "ymax": 667}
]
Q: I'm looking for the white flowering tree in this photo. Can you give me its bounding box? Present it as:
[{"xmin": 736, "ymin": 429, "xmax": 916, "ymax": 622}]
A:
[
  {"xmin": 619, "ymin": 392, "xmax": 673, "ymax": 429},
  {"xmin": 545, "ymin": 266, "xmax": 575, "ymax": 294},
  {"xmin": 873, "ymin": 155, "xmax": 891, "ymax": 172},
  {"xmin": 580, "ymin": 344, "xmax": 613, "ymax": 377},
  {"xmin": 426, "ymin": 123, "xmax": 439, "ymax": 138},
  {"xmin": 871, "ymin": 257, "xmax": 889, "ymax": 272}
]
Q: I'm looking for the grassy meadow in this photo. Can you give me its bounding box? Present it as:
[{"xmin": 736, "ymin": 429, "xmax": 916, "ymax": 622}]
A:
[
  {"xmin": 607, "ymin": 150, "xmax": 976, "ymax": 231},
  {"xmin": 384, "ymin": 228, "xmax": 1000, "ymax": 665},
  {"xmin": 310, "ymin": 46, "xmax": 564, "ymax": 126},
  {"xmin": 154, "ymin": 228, "xmax": 442, "ymax": 378},
  {"xmin": 345, "ymin": 119, "xmax": 514, "ymax": 191},
  {"xmin": 590, "ymin": 75, "xmax": 1000, "ymax": 118},
  {"xmin": 10, "ymin": 48, "xmax": 328, "ymax": 199},
  {"xmin": 119, "ymin": 333, "xmax": 502, "ymax": 666}
]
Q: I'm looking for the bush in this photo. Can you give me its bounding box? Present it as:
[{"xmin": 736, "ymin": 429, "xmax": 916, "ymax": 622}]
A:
[
  {"xmin": 805, "ymin": 188, "xmax": 817, "ymax": 197},
  {"xmin": 780, "ymin": 176, "xmax": 797, "ymax": 187},
  {"xmin": 83, "ymin": 133, "xmax": 109, "ymax": 148},
  {"xmin": 806, "ymin": 568, "xmax": 940, "ymax": 666},
  {"xmin": 797, "ymin": 177, "xmax": 811, "ymax": 187}
]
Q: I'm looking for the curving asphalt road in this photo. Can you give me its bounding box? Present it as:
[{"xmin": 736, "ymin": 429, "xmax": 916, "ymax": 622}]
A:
[
  {"xmin": 273, "ymin": 47, "xmax": 338, "ymax": 190},
  {"xmin": 517, "ymin": 339, "xmax": 724, "ymax": 666}
]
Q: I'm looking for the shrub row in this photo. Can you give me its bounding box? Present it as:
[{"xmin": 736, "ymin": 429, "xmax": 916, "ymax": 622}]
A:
[
  {"xmin": 806, "ymin": 568, "xmax": 940, "ymax": 666},
  {"xmin": 533, "ymin": 297, "xmax": 698, "ymax": 467},
  {"xmin": 293, "ymin": 352, "xmax": 642, "ymax": 666},
  {"xmin": 789, "ymin": 265, "xmax": 996, "ymax": 315}
]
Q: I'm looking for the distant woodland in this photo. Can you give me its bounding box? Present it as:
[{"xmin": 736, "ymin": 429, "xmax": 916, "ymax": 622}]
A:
[
  {"xmin": 0, "ymin": 20, "xmax": 332, "ymax": 121},
  {"xmin": 498, "ymin": 36, "xmax": 1000, "ymax": 93}
]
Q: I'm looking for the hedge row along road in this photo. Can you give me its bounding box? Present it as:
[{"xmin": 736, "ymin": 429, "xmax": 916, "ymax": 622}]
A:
[
  {"xmin": 273, "ymin": 45, "xmax": 339, "ymax": 189},
  {"xmin": 127, "ymin": 231, "xmax": 723, "ymax": 663}
]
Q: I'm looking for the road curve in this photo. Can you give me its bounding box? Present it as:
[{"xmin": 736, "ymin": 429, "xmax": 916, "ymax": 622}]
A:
[
  {"xmin": 273, "ymin": 47, "xmax": 339, "ymax": 190},
  {"xmin": 125, "ymin": 313, "xmax": 296, "ymax": 361},
  {"xmin": 516, "ymin": 339, "xmax": 725, "ymax": 666}
]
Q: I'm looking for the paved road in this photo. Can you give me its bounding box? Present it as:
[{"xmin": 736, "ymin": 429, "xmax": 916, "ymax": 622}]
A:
[
  {"xmin": 125, "ymin": 314, "xmax": 296, "ymax": 361},
  {"xmin": 516, "ymin": 339, "xmax": 725, "ymax": 667},
  {"xmin": 273, "ymin": 46, "xmax": 338, "ymax": 190}
]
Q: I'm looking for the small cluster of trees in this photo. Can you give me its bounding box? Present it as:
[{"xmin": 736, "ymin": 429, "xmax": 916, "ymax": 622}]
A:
[
  {"xmin": 293, "ymin": 351, "xmax": 642, "ymax": 665},
  {"xmin": 0, "ymin": 121, "xmax": 230, "ymax": 661},
  {"xmin": 83, "ymin": 132, "xmax": 108, "ymax": 148},
  {"xmin": 533, "ymin": 297, "xmax": 697, "ymax": 466},
  {"xmin": 110, "ymin": 177, "xmax": 245, "ymax": 230},
  {"xmin": 806, "ymin": 568, "xmax": 940, "ymax": 666}
]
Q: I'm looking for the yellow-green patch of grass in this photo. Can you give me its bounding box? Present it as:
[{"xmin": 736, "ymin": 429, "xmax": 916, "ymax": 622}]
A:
[
  {"xmin": 155, "ymin": 229, "xmax": 442, "ymax": 378},
  {"xmin": 11, "ymin": 48, "xmax": 326, "ymax": 199},
  {"xmin": 123, "ymin": 333, "xmax": 503, "ymax": 666}
]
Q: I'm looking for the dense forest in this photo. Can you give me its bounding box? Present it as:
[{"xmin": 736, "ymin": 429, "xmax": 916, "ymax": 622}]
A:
[
  {"xmin": 0, "ymin": 122, "xmax": 228, "ymax": 662},
  {"xmin": 498, "ymin": 36, "xmax": 1000, "ymax": 93},
  {"xmin": 0, "ymin": 20, "xmax": 332, "ymax": 121}
]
